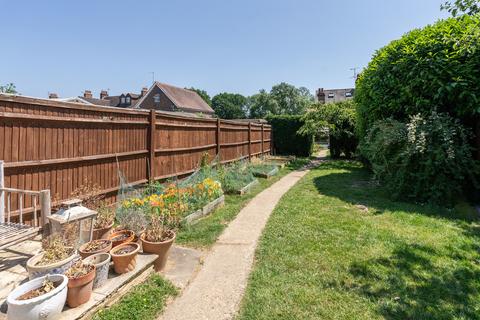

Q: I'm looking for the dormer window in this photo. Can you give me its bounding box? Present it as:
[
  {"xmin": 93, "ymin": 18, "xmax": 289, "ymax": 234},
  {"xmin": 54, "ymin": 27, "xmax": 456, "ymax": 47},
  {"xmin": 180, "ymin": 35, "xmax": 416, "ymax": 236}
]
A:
[
  {"xmin": 328, "ymin": 93, "xmax": 335, "ymax": 99},
  {"xmin": 126, "ymin": 96, "xmax": 131, "ymax": 105},
  {"xmin": 345, "ymin": 92, "xmax": 352, "ymax": 97},
  {"xmin": 154, "ymin": 94, "xmax": 161, "ymax": 103},
  {"xmin": 120, "ymin": 96, "xmax": 126, "ymax": 104}
]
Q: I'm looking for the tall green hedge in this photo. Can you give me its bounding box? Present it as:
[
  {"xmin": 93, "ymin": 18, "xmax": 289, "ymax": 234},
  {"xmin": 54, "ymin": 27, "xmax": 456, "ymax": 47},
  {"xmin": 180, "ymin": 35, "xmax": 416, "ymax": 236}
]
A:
[
  {"xmin": 267, "ymin": 115, "xmax": 314, "ymax": 157},
  {"xmin": 355, "ymin": 15, "xmax": 480, "ymax": 139}
]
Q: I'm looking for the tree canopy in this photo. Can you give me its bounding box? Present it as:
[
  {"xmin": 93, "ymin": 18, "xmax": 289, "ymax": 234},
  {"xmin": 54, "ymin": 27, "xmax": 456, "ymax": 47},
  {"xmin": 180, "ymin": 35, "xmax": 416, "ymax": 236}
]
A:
[
  {"xmin": 248, "ymin": 90, "xmax": 279, "ymax": 119},
  {"xmin": 212, "ymin": 92, "xmax": 248, "ymax": 119},
  {"xmin": 0, "ymin": 83, "xmax": 17, "ymax": 94},
  {"xmin": 269, "ymin": 82, "xmax": 313, "ymax": 115},
  {"xmin": 441, "ymin": 0, "xmax": 480, "ymax": 16}
]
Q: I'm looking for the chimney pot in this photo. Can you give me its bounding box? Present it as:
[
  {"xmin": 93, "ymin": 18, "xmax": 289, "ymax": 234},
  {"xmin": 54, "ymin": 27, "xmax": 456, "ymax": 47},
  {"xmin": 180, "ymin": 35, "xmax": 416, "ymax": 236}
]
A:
[
  {"xmin": 100, "ymin": 90, "xmax": 108, "ymax": 99},
  {"xmin": 141, "ymin": 87, "xmax": 148, "ymax": 96},
  {"xmin": 48, "ymin": 93, "xmax": 59, "ymax": 99},
  {"xmin": 84, "ymin": 90, "xmax": 92, "ymax": 99},
  {"xmin": 316, "ymin": 88, "xmax": 326, "ymax": 104}
]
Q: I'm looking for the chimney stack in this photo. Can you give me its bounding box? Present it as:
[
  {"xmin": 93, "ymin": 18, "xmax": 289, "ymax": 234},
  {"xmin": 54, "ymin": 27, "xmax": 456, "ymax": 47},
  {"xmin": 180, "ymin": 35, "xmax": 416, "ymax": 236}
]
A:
[
  {"xmin": 100, "ymin": 90, "xmax": 108, "ymax": 99},
  {"xmin": 316, "ymin": 88, "xmax": 326, "ymax": 104},
  {"xmin": 141, "ymin": 87, "xmax": 148, "ymax": 96},
  {"xmin": 84, "ymin": 90, "xmax": 92, "ymax": 99},
  {"xmin": 48, "ymin": 92, "xmax": 59, "ymax": 99}
]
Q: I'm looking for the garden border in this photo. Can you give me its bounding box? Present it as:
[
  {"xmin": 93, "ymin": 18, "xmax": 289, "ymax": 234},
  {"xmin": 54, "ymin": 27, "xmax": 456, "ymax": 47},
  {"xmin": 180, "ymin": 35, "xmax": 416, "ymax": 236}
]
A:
[{"xmin": 183, "ymin": 195, "xmax": 225, "ymax": 224}]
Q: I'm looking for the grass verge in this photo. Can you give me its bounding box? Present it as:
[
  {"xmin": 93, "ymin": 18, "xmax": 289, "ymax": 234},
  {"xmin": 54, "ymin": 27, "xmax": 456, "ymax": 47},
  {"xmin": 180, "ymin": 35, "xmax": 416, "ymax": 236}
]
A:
[
  {"xmin": 237, "ymin": 160, "xmax": 480, "ymax": 320},
  {"xmin": 176, "ymin": 158, "xmax": 309, "ymax": 248},
  {"xmin": 93, "ymin": 274, "xmax": 177, "ymax": 320}
]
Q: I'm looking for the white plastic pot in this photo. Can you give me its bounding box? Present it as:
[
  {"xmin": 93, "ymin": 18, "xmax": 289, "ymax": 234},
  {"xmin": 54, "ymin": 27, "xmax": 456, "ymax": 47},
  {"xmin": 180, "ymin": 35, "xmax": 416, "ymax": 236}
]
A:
[{"xmin": 7, "ymin": 274, "xmax": 68, "ymax": 320}]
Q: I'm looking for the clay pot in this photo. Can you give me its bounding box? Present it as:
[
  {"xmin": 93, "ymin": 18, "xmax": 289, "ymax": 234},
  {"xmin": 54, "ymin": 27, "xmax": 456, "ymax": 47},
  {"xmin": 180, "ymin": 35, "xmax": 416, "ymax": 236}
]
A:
[
  {"xmin": 108, "ymin": 229, "xmax": 135, "ymax": 248},
  {"xmin": 140, "ymin": 231, "xmax": 176, "ymax": 271},
  {"xmin": 26, "ymin": 251, "xmax": 78, "ymax": 280},
  {"xmin": 92, "ymin": 221, "xmax": 114, "ymax": 240},
  {"xmin": 66, "ymin": 265, "xmax": 96, "ymax": 308},
  {"xmin": 110, "ymin": 243, "xmax": 140, "ymax": 274},
  {"xmin": 78, "ymin": 239, "xmax": 112, "ymax": 259},
  {"xmin": 83, "ymin": 253, "xmax": 111, "ymax": 289}
]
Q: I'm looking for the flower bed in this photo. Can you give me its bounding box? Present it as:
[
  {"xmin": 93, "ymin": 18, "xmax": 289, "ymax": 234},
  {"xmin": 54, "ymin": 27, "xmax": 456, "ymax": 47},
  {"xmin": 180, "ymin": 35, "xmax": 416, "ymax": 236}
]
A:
[{"xmin": 121, "ymin": 178, "xmax": 224, "ymax": 223}]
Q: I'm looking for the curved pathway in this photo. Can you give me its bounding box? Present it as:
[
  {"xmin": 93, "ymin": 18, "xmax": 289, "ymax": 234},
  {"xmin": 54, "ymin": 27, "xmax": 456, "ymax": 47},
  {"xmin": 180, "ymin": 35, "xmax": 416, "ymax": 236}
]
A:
[{"xmin": 159, "ymin": 164, "xmax": 314, "ymax": 320}]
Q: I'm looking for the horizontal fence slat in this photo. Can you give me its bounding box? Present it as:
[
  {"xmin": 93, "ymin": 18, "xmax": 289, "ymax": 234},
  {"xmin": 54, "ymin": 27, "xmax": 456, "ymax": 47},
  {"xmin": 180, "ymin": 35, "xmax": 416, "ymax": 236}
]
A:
[{"xmin": 0, "ymin": 94, "xmax": 272, "ymax": 224}]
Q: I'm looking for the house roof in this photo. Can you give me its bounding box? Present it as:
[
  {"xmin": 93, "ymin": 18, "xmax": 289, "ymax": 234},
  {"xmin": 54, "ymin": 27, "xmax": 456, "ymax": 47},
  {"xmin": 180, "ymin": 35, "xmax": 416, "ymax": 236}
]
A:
[
  {"xmin": 79, "ymin": 96, "xmax": 113, "ymax": 106},
  {"xmin": 137, "ymin": 82, "xmax": 214, "ymax": 114}
]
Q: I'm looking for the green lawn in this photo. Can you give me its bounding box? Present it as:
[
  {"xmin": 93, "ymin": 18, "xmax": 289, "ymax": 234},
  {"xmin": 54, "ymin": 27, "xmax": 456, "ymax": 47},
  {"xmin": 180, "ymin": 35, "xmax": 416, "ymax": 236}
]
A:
[
  {"xmin": 237, "ymin": 161, "xmax": 480, "ymax": 320},
  {"xmin": 93, "ymin": 274, "xmax": 177, "ymax": 320}
]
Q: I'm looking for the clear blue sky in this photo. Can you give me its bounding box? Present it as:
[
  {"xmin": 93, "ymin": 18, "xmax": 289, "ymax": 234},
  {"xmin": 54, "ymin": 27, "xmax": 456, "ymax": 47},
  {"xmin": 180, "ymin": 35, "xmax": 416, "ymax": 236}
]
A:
[{"xmin": 0, "ymin": 0, "xmax": 448, "ymax": 99}]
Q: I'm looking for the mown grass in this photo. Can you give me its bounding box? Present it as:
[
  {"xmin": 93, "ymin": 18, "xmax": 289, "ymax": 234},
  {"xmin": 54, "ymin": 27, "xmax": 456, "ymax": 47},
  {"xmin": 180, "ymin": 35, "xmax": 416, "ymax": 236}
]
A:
[
  {"xmin": 237, "ymin": 160, "xmax": 480, "ymax": 320},
  {"xmin": 176, "ymin": 158, "xmax": 309, "ymax": 248},
  {"xmin": 93, "ymin": 274, "xmax": 177, "ymax": 320}
]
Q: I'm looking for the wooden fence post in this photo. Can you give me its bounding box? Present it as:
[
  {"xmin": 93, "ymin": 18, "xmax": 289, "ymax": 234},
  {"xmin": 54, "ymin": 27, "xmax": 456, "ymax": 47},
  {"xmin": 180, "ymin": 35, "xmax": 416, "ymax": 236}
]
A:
[
  {"xmin": 40, "ymin": 190, "xmax": 51, "ymax": 227},
  {"xmin": 261, "ymin": 124, "xmax": 264, "ymax": 156},
  {"xmin": 270, "ymin": 126, "xmax": 274, "ymax": 155},
  {"xmin": 248, "ymin": 122, "xmax": 252, "ymax": 161},
  {"xmin": 148, "ymin": 110, "xmax": 156, "ymax": 182},
  {"xmin": 216, "ymin": 118, "xmax": 221, "ymax": 160},
  {"xmin": 0, "ymin": 161, "xmax": 4, "ymax": 223}
]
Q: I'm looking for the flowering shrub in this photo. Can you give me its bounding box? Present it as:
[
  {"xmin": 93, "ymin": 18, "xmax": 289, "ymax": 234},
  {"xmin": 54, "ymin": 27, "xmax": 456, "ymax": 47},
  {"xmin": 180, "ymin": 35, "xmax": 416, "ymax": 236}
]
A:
[{"xmin": 360, "ymin": 112, "xmax": 478, "ymax": 205}]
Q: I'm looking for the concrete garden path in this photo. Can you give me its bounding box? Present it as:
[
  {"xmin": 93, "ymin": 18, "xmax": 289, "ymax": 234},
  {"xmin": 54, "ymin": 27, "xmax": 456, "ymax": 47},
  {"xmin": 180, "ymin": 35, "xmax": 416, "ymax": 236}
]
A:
[{"xmin": 159, "ymin": 163, "xmax": 316, "ymax": 320}]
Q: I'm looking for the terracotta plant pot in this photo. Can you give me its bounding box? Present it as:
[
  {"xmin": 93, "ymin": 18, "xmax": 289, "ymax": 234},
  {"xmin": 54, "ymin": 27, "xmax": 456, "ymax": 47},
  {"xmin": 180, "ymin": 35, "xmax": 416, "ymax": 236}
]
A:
[
  {"xmin": 66, "ymin": 265, "xmax": 96, "ymax": 308},
  {"xmin": 140, "ymin": 232, "xmax": 176, "ymax": 271},
  {"xmin": 110, "ymin": 243, "xmax": 140, "ymax": 274},
  {"xmin": 78, "ymin": 239, "xmax": 112, "ymax": 259},
  {"xmin": 92, "ymin": 221, "xmax": 114, "ymax": 240},
  {"xmin": 108, "ymin": 229, "xmax": 135, "ymax": 248}
]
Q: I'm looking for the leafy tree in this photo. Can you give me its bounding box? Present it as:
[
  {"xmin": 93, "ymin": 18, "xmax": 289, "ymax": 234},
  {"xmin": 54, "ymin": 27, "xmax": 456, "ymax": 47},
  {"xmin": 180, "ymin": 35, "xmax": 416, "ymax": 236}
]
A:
[
  {"xmin": 270, "ymin": 82, "xmax": 313, "ymax": 115},
  {"xmin": 187, "ymin": 87, "xmax": 212, "ymax": 106},
  {"xmin": 211, "ymin": 93, "xmax": 248, "ymax": 119},
  {"xmin": 300, "ymin": 100, "xmax": 358, "ymax": 158},
  {"xmin": 441, "ymin": 0, "xmax": 480, "ymax": 16},
  {"xmin": 0, "ymin": 83, "xmax": 17, "ymax": 94},
  {"xmin": 248, "ymin": 90, "xmax": 278, "ymax": 118},
  {"xmin": 355, "ymin": 15, "xmax": 480, "ymax": 139}
]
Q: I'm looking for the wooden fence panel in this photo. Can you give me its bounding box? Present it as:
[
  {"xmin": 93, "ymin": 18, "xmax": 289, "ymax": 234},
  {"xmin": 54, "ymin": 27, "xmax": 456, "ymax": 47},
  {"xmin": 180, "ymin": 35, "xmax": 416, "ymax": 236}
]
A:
[{"xmin": 0, "ymin": 94, "xmax": 271, "ymax": 222}]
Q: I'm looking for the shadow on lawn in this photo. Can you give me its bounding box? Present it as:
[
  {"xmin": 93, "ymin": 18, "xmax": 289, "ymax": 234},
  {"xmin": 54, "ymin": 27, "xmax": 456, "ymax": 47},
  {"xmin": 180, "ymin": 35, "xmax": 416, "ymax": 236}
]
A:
[
  {"xmin": 313, "ymin": 161, "xmax": 480, "ymax": 319},
  {"xmin": 349, "ymin": 242, "xmax": 480, "ymax": 320}
]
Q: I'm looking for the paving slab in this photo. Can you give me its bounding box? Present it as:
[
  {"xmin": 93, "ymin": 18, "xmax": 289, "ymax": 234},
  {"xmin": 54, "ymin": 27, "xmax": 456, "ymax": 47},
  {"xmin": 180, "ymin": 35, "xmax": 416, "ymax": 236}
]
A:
[
  {"xmin": 161, "ymin": 245, "xmax": 204, "ymax": 290},
  {"xmin": 159, "ymin": 167, "xmax": 311, "ymax": 320}
]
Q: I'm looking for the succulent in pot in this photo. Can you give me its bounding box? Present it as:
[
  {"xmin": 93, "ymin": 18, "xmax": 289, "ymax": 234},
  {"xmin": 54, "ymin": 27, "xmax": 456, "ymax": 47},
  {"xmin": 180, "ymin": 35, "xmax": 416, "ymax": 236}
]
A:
[
  {"xmin": 65, "ymin": 261, "xmax": 96, "ymax": 308},
  {"xmin": 26, "ymin": 234, "xmax": 78, "ymax": 280},
  {"xmin": 78, "ymin": 239, "xmax": 112, "ymax": 259},
  {"xmin": 141, "ymin": 214, "xmax": 177, "ymax": 271},
  {"xmin": 7, "ymin": 274, "xmax": 68, "ymax": 320},
  {"xmin": 92, "ymin": 205, "xmax": 115, "ymax": 240},
  {"xmin": 110, "ymin": 242, "xmax": 140, "ymax": 274}
]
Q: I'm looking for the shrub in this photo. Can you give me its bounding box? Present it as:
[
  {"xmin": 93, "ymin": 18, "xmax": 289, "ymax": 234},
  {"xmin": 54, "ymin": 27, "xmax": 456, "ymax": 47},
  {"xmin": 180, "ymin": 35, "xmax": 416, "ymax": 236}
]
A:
[
  {"xmin": 360, "ymin": 112, "xmax": 478, "ymax": 205},
  {"xmin": 300, "ymin": 100, "xmax": 358, "ymax": 158},
  {"xmin": 267, "ymin": 115, "xmax": 314, "ymax": 157},
  {"xmin": 355, "ymin": 15, "xmax": 480, "ymax": 139}
]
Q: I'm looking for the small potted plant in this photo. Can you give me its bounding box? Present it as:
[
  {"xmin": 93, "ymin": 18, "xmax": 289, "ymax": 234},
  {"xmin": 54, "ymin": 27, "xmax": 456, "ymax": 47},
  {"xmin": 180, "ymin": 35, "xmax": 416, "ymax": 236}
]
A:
[
  {"xmin": 26, "ymin": 234, "xmax": 78, "ymax": 280},
  {"xmin": 114, "ymin": 206, "xmax": 148, "ymax": 243},
  {"xmin": 78, "ymin": 239, "xmax": 112, "ymax": 259},
  {"xmin": 109, "ymin": 242, "xmax": 140, "ymax": 274},
  {"xmin": 141, "ymin": 208, "xmax": 178, "ymax": 271},
  {"xmin": 65, "ymin": 261, "xmax": 96, "ymax": 308},
  {"xmin": 92, "ymin": 205, "xmax": 115, "ymax": 240},
  {"xmin": 6, "ymin": 274, "xmax": 68, "ymax": 320}
]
